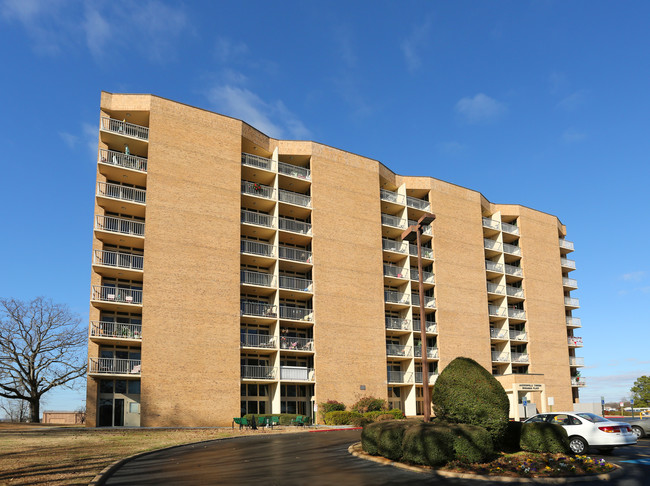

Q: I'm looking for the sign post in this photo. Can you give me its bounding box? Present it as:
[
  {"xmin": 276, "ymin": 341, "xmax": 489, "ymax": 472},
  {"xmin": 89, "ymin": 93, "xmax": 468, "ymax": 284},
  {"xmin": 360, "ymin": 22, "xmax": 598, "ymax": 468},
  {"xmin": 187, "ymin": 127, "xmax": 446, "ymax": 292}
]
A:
[
  {"xmin": 631, "ymin": 398, "xmax": 634, "ymax": 416},
  {"xmin": 601, "ymin": 396, "xmax": 605, "ymax": 415},
  {"xmin": 522, "ymin": 397, "xmax": 528, "ymax": 419}
]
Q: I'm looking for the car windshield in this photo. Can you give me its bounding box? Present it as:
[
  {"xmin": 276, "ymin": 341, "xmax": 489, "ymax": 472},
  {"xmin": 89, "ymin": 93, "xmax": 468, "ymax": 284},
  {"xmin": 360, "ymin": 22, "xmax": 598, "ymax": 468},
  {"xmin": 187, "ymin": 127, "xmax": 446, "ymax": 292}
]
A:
[{"xmin": 576, "ymin": 413, "xmax": 608, "ymax": 423}]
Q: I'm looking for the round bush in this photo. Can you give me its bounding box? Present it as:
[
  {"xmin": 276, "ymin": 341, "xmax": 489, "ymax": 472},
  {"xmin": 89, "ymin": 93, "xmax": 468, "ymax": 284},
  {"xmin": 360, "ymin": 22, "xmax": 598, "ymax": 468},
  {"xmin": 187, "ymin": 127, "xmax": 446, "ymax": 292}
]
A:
[
  {"xmin": 520, "ymin": 422, "xmax": 570, "ymax": 453},
  {"xmin": 361, "ymin": 421, "xmax": 383, "ymax": 455},
  {"xmin": 432, "ymin": 357, "xmax": 510, "ymax": 444},
  {"xmin": 402, "ymin": 422, "xmax": 455, "ymax": 466},
  {"xmin": 376, "ymin": 420, "xmax": 411, "ymax": 460},
  {"xmin": 451, "ymin": 424, "xmax": 495, "ymax": 464}
]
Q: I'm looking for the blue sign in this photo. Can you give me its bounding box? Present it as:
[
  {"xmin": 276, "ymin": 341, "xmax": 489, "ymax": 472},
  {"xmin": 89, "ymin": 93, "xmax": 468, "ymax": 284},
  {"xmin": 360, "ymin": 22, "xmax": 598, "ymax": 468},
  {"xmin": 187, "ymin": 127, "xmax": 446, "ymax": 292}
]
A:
[
  {"xmin": 523, "ymin": 398, "xmax": 527, "ymax": 407},
  {"xmin": 631, "ymin": 399, "xmax": 635, "ymax": 405},
  {"xmin": 601, "ymin": 399, "xmax": 605, "ymax": 405}
]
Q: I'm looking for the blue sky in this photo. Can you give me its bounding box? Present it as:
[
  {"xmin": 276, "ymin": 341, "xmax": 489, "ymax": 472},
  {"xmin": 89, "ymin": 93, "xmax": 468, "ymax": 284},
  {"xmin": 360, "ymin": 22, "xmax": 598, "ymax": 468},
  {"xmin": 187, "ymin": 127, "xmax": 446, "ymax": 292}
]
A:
[{"xmin": 0, "ymin": 0, "xmax": 648, "ymax": 412}]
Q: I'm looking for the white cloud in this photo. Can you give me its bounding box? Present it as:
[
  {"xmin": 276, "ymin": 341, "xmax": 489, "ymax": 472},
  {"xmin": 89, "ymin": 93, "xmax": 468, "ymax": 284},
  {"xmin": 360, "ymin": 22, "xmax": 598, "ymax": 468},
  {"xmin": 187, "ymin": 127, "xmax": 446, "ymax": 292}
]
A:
[
  {"xmin": 455, "ymin": 93, "xmax": 506, "ymax": 124},
  {"xmin": 59, "ymin": 132, "xmax": 78, "ymax": 149},
  {"xmin": 214, "ymin": 37, "xmax": 249, "ymax": 63},
  {"xmin": 83, "ymin": 122, "xmax": 99, "ymax": 154},
  {"xmin": 1, "ymin": 0, "xmax": 48, "ymax": 23},
  {"xmin": 556, "ymin": 90, "xmax": 587, "ymax": 111},
  {"xmin": 621, "ymin": 271, "xmax": 646, "ymax": 282},
  {"xmin": 83, "ymin": 6, "xmax": 111, "ymax": 58},
  {"xmin": 401, "ymin": 17, "xmax": 432, "ymax": 73},
  {"xmin": 562, "ymin": 128, "xmax": 587, "ymax": 143}
]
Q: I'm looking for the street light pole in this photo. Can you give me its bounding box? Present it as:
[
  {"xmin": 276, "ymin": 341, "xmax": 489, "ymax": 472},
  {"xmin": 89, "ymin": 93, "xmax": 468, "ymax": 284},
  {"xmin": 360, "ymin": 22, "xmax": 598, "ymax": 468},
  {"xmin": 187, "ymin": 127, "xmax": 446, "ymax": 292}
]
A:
[{"xmin": 401, "ymin": 212, "xmax": 435, "ymax": 422}]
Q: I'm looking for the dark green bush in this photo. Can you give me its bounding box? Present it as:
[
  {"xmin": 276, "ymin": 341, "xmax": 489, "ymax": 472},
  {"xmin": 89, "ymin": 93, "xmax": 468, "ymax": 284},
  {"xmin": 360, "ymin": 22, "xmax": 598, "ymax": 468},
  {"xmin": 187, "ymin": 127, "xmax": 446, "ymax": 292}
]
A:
[
  {"xmin": 387, "ymin": 408, "xmax": 405, "ymax": 419},
  {"xmin": 520, "ymin": 422, "xmax": 570, "ymax": 453},
  {"xmin": 500, "ymin": 420, "xmax": 523, "ymax": 452},
  {"xmin": 452, "ymin": 424, "xmax": 494, "ymax": 464},
  {"xmin": 363, "ymin": 410, "xmax": 385, "ymax": 421},
  {"xmin": 319, "ymin": 399, "xmax": 346, "ymax": 420},
  {"xmin": 432, "ymin": 357, "xmax": 510, "ymax": 444},
  {"xmin": 402, "ymin": 422, "xmax": 455, "ymax": 466},
  {"xmin": 349, "ymin": 415, "xmax": 371, "ymax": 427},
  {"xmin": 324, "ymin": 410, "xmax": 362, "ymax": 425},
  {"xmin": 351, "ymin": 396, "xmax": 388, "ymax": 413},
  {"xmin": 361, "ymin": 421, "xmax": 383, "ymax": 455},
  {"xmin": 376, "ymin": 420, "xmax": 411, "ymax": 460},
  {"xmin": 242, "ymin": 413, "xmax": 310, "ymax": 426}
]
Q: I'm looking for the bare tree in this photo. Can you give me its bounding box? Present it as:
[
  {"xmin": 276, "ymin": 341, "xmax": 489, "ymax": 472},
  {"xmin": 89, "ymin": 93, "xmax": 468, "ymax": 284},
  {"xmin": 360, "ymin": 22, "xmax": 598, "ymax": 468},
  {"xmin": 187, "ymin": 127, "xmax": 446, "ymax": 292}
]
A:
[
  {"xmin": 0, "ymin": 397, "xmax": 29, "ymax": 422},
  {"xmin": 0, "ymin": 297, "xmax": 87, "ymax": 423}
]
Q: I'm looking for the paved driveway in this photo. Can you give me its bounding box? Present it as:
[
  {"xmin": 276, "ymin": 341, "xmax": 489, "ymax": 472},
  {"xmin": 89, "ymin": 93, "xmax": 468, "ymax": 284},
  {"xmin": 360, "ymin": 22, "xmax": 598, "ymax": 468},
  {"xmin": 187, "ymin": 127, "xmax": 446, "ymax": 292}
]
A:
[{"xmin": 104, "ymin": 431, "xmax": 650, "ymax": 485}]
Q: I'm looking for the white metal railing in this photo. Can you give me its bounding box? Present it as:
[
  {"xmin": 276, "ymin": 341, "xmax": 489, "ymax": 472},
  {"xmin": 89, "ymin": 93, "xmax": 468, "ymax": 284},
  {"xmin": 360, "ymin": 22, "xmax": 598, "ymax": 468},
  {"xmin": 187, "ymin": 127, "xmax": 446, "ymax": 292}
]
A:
[
  {"xmin": 278, "ymin": 189, "xmax": 311, "ymax": 207},
  {"xmin": 381, "ymin": 213, "xmax": 407, "ymax": 229},
  {"xmin": 100, "ymin": 117, "xmax": 149, "ymax": 140},
  {"xmin": 385, "ymin": 317, "xmax": 411, "ymax": 331},
  {"xmin": 93, "ymin": 250, "xmax": 143, "ymax": 271},
  {"xmin": 98, "ymin": 148, "xmax": 147, "ymax": 172},
  {"xmin": 95, "ymin": 215, "xmax": 145, "ymax": 237},
  {"xmin": 508, "ymin": 308, "xmax": 526, "ymax": 319},
  {"xmin": 570, "ymin": 357, "xmax": 585, "ymax": 366},
  {"xmin": 414, "ymin": 346, "xmax": 438, "ymax": 359},
  {"xmin": 485, "ymin": 260, "xmax": 504, "ymax": 273},
  {"xmin": 386, "ymin": 344, "xmax": 412, "ymax": 357},
  {"xmin": 571, "ymin": 377, "xmax": 586, "ymax": 387},
  {"xmin": 97, "ymin": 182, "xmax": 146, "ymax": 204},
  {"xmin": 279, "ymin": 305, "xmax": 313, "ymax": 321},
  {"xmin": 490, "ymin": 328, "xmax": 508, "ymax": 339},
  {"xmin": 501, "ymin": 222, "xmax": 520, "ymax": 235},
  {"xmin": 502, "ymin": 243, "xmax": 521, "ymax": 256},
  {"xmin": 412, "ymin": 294, "xmax": 436, "ymax": 308},
  {"xmin": 241, "ymin": 302, "xmax": 277, "ymax": 318},
  {"xmin": 278, "ymin": 161, "xmax": 310, "ymax": 180},
  {"xmin": 241, "ymin": 210, "xmax": 275, "ymax": 228},
  {"xmin": 563, "ymin": 277, "xmax": 578, "ymax": 288},
  {"xmin": 280, "ymin": 366, "xmax": 314, "ymax": 381},
  {"xmin": 568, "ymin": 336, "xmax": 583, "ymax": 346},
  {"xmin": 241, "ymin": 334, "xmax": 276, "ymax": 349},
  {"xmin": 566, "ymin": 317, "xmax": 581, "ymax": 327},
  {"xmin": 241, "ymin": 365, "xmax": 276, "ymax": 380},
  {"xmin": 482, "ymin": 217, "xmax": 501, "ymax": 231},
  {"xmin": 409, "ymin": 244, "xmax": 433, "ymax": 259},
  {"xmin": 279, "ymin": 275, "xmax": 312, "ymax": 292},
  {"xmin": 487, "ymin": 283, "xmax": 505, "ymax": 295},
  {"xmin": 559, "ymin": 238, "xmax": 575, "ymax": 251},
  {"xmin": 241, "ymin": 180, "xmax": 275, "ymax": 199},
  {"xmin": 278, "ymin": 246, "xmax": 312, "ymax": 263},
  {"xmin": 506, "ymin": 286, "xmax": 524, "ymax": 298},
  {"xmin": 484, "ymin": 238, "xmax": 502, "ymax": 251},
  {"xmin": 380, "ymin": 189, "xmax": 405, "ymax": 205},
  {"xmin": 488, "ymin": 305, "xmax": 506, "ymax": 317},
  {"xmin": 241, "ymin": 270, "xmax": 276, "ymax": 287},
  {"xmin": 415, "ymin": 372, "xmax": 438, "ymax": 384},
  {"xmin": 504, "ymin": 264, "xmax": 523, "ymax": 277},
  {"xmin": 491, "ymin": 351, "xmax": 510, "ymax": 362},
  {"xmin": 384, "ymin": 265, "xmax": 408, "ymax": 279},
  {"xmin": 410, "ymin": 269, "xmax": 434, "ymax": 283},
  {"xmin": 92, "ymin": 285, "xmax": 142, "ymax": 305},
  {"xmin": 413, "ymin": 320, "xmax": 437, "ymax": 333},
  {"xmin": 280, "ymin": 336, "xmax": 313, "ymax": 351},
  {"xmin": 561, "ymin": 258, "xmax": 576, "ymax": 269},
  {"xmin": 385, "ymin": 291, "xmax": 410, "ymax": 305},
  {"xmin": 242, "ymin": 153, "xmax": 276, "ymax": 171},
  {"xmin": 388, "ymin": 371, "xmax": 413, "ymax": 383},
  {"xmin": 382, "ymin": 238, "xmax": 408, "ymax": 254},
  {"xmin": 565, "ymin": 297, "xmax": 580, "ymax": 307},
  {"xmin": 89, "ymin": 357, "xmax": 141, "ymax": 375},
  {"xmin": 90, "ymin": 321, "xmax": 141, "ymax": 340},
  {"xmin": 509, "ymin": 330, "xmax": 528, "ymax": 341},
  {"xmin": 409, "ymin": 220, "xmax": 432, "ymax": 235},
  {"xmin": 511, "ymin": 352, "xmax": 529, "ymax": 363},
  {"xmin": 406, "ymin": 196, "xmax": 430, "ymax": 211},
  {"xmin": 279, "ymin": 217, "xmax": 311, "ymax": 235},
  {"xmin": 241, "ymin": 239, "xmax": 275, "ymax": 258}
]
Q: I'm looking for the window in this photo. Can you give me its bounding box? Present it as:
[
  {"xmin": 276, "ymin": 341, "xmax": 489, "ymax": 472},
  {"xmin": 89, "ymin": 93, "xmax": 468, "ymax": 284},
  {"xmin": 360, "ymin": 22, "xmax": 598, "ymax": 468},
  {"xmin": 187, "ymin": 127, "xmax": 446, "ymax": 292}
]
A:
[{"xmin": 129, "ymin": 403, "xmax": 140, "ymax": 413}]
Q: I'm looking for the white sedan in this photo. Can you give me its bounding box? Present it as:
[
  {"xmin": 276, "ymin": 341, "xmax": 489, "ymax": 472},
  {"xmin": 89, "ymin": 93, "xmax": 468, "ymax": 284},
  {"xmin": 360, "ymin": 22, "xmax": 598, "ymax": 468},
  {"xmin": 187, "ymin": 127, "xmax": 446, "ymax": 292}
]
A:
[{"xmin": 524, "ymin": 412, "xmax": 637, "ymax": 454}]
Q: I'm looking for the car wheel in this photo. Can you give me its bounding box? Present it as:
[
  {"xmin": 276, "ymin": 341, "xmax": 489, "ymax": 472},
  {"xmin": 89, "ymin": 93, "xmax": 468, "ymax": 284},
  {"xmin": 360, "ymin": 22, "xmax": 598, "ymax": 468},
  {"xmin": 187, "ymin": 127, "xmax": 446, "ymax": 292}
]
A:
[
  {"xmin": 632, "ymin": 426, "xmax": 644, "ymax": 439},
  {"xmin": 569, "ymin": 436, "xmax": 588, "ymax": 454}
]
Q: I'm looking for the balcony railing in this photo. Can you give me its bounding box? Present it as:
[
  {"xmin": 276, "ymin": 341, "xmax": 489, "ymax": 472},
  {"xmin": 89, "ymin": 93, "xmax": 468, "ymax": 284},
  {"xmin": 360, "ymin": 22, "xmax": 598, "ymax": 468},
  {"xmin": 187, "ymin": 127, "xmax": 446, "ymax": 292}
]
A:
[
  {"xmin": 386, "ymin": 317, "xmax": 411, "ymax": 331},
  {"xmin": 568, "ymin": 336, "xmax": 583, "ymax": 346},
  {"xmin": 278, "ymin": 189, "xmax": 311, "ymax": 207},
  {"xmin": 409, "ymin": 220, "xmax": 432, "ymax": 235},
  {"xmin": 506, "ymin": 286, "xmax": 524, "ymax": 298},
  {"xmin": 487, "ymin": 283, "xmax": 505, "ymax": 295},
  {"xmin": 97, "ymin": 182, "xmax": 146, "ymax": 204},
  {"xmin": 380, "ymin": 189, "xmax": 405, "ymax": 205},
  {"xmin": 484, "ymin": 238, "xmax": 502, "ymax": 251},
  {"xmin": 382, "ymin": 238, "xmax": 408, "ymax": 254},
  {"xmin": 241, "ymin": 270, "xmax": 276, "ymax": 287},
  {"xmin": 279, "ymin": 217, "xmax": 311, "ymax": 235},
  {"xmin": 388, "ymin": 371, "xmax": 413, "ymax": 383},
  {"xmin": 509, "ymin": 330, "xmax": 528, "ymax": 341},
  {"xmin": 414, "ymin": 346, "xmax": 438, "ymax": 359},
  {"xmin": 241, "ymin": 365, "xmax": 276, "ymax": 380},
  {"xmin": 280, "ymin": 366, "xmax": 314, "ymax": 381},
  {"xmin": 95, "ymin": 215, "xmax": 145, "ymax": 237},
  {"xmin": 412, "ymin": 295, "xmax": 436, "ymax": 308},
  {"xmin": 386, "ymin": 344, "xmax": 412, "ymax": 357},
  {"xmin": 406, "ymin": 196, "xmax": 430, "ymax": 211},
  {"xmin": 566, "ymin": 317, "xmax": 582, "ymax": 327},
  {"xmin": 485, "ymin": 260, "xmax": 504, "ymax": 273},
  {"xmin": 563, "ymin": 277, "xmax": 578, "ymax": 288},
  {"xmin": 279, "ymin": 305, "xmax": 313, "ymax": 321},
  {"xmin": 413, "ymin": 320, "xmax": 437, "ymax": 333},
  {"xmin": 241, "ymin": 239, "xmax": 275, "ymax": 258},
  {"xmin": 92, "ymin": 285, "xmax": 142, "ymax": 305},
  {"xmin": 491, "ymin": 351, "xmax": 510, "ymax": 362},
  {"xmin": 511, "ymin": 352, "xmax": 529, "ymax": 363},
  {"xmin": 90, "ymin": 321, "xmax": 141, "ymax": 340},
  {"xmin": 241, "ymin": 180, "xmax": 275, "ymax": 199},
  {"xmin": 508, "ymin": 308, "xmax": 526, "ymax": 319},
  {"xmin": 570, "ymin": 357, "xmax": 585, "ymax": 366},
  {"xmin": 561, "ymin": 258, "xmax": 576, "ymax": 269},
  {"xmin": 559, "ymin": 238, "xmax": 575, "ymax": 251},
  {"xmin": 280, "ymin": 336, "xmax": 313, "ymax": 351},
  {"xmin": 381, "ymin": 213, "xmax": 407, "ymax": 229},
  {"xmin": 241, "ymin": 302, "xmax": 277, "ymax": 318},
  {"xmin": 409, "ymin": 245, "xmax": 433, "ymax": 259},
  {"xmin": 100, "ymin": 117, "xmax": 149, "ymax": 140},
  {"xmin": 384, "ymin": 291, "xmax": 410, "ymax": 305},
  {"xmin": 93, "ymin": 250, "xmax": 143, "ymax": 271},
  {"xmin": 410, "ymin": 269, "xmax": 435, "ymax": 283},
  {"xmin": 482, "ymin": 217, "xmax": 500, "ymax": 231},
  {"xmin": 278, "ymin": 161, "xmax": 311, "ymax": 180},
  {"xmin": 384, "ymin": 265, "xmax": 408, "ymax": 279},
  {"xmin": 490, "ymin": 328, "xmax": 508, "ymax": 339},
  {"xmin": 98, "ymin": 148, "xmax": 147, "ymax": 172},
  {"xmin": 415, "ymin": 372, "xmax": 438, "ymax": 384},
  {"xmin": 89, "ymin": 357, "xmax": 141, "ymax": 375},
  {"xmin": 501, "ymin": 222, "xmax": 520, "ymax": 235},
  {"xmin": 565, "ymin": 297, "xmax": 580, "ymax": 307},
  {"xmin": 502, "ymin": 243, "xmax": 521, "ymax": 256},
  {"xmin": 504, "ymin": 264, "xmax": 523, "ymax": 277},
  {"xmin": 279, "ymin": 275, "xmax": 312, "ymax": 292},
  {"xmin": 241, "ymin": 334, "xmax": 276, "ymax": 349},
  {"xmin": 571, "ymin": 377, "xmax": 586, "ymax": 387},
  {"xmin": 242, "ymin": 153, "xmax": 275, "ymax": 171},
  {"xmin": 488, "ymin": 305, "xmax": 506, "ymax": 317},
  {"xmin": 241, "ymin": 210, "xmax": 275, "ymax": 228},
  {"xmin": 278, "ymin": 246, "xmax": 312, "ymax": 263}
]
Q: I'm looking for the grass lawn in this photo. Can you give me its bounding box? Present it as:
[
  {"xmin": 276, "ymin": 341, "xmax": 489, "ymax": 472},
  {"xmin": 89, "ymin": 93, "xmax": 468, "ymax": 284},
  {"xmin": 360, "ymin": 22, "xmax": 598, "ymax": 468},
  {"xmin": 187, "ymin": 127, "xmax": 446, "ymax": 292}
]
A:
[{"xmin": 0, "ymin": 423, "xmax": 305, "ymax": 485}]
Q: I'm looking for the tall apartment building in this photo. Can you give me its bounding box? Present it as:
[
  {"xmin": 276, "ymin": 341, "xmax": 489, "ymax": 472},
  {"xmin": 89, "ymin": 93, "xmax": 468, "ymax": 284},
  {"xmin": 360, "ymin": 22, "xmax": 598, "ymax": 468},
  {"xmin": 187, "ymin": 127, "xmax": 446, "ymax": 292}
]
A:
[{"xmin": 86, "ymin": 92, "xmax": 584, "ymax": 427}]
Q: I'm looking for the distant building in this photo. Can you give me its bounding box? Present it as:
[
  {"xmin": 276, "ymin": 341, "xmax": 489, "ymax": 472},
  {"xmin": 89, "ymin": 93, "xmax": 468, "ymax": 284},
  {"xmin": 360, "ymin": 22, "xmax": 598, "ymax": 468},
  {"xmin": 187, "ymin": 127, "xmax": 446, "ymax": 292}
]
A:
[{"xmin": 42, "ymin": 411, "xmax": 85, "ymax": 425}]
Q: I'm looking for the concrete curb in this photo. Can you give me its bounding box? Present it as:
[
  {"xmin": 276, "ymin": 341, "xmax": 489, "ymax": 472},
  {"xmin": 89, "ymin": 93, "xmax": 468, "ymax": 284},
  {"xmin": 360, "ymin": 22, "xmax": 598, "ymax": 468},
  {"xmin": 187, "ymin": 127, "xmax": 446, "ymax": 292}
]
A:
[{"xmin": 348, "ymin": 442, "xmax": 624, "ymax": 483}]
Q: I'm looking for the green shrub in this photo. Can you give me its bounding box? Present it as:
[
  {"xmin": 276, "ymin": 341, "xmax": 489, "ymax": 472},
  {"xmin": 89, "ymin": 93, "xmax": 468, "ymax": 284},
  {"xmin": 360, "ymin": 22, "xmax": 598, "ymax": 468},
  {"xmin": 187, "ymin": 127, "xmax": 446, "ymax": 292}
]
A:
[
  {"xmin": 351, "ymin": 396, "xmax": 387, "ymax": 413},
  {"xmin": 387, "ymin": 408, "xmax": 405, "ymax": 419},
  {"xmin": 318, "ymin": 400, "xmax": 346, "ymax": 420},
  {"xmin": 451, "ymin": 424, "xmax": 494, "ymax": 464},
  {"xmin": 402, "ymin": 422, "xmax": 455, "ymax": 466},
  {"xmin": 520, "ymin": 422, "xmax": 570, "ymax": 453},
  {"xmin": 377, "ymin": 420, "xmax": 411, "ymax": 460},
  {"xmin": 500, "ymin": 420, "xmax": 523, "ymax": 452},
  {"xmin": 349, "ymin": 415, "xmax": 371, "ymax": 427},
  {"xmin": 324, "ymin": 410, "xmax": 362, "ymax": 425},
  {"xmin": 242, "ymin": 413, "xmax": 310, "ymax": 426},
  {"xmin": 363, "ymin": 410, "xmax": 385, "ymax": 421},
  {"xmin": 376, "ymin": 413, "xmax": 396, "ymax": 422},
  {"xmin": 361, "ymin": 421, "xmax": 383, "ymax": 455},
  {"xmin": 432, "ymin": 357, "xmax": 510, "ymax": 444}
]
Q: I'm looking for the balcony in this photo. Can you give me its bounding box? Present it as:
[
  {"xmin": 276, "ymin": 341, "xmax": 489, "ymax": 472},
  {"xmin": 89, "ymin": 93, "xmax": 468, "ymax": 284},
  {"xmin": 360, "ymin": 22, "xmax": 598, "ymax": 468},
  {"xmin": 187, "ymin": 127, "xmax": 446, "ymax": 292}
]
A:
[
  {"xmin": 412, "ymin": 320, "xmax": 437, "ymax": 333},
  {"xmin": 278, "ymin": 217, "xmax": 312, "ymax": 235},
  {"xmin": 241, "ymin": 270, "xmax": 276, "ymax": 288},
  {"xmin": 91, "ymin": 285, "xmax": 142, "ymax": 307},
  {"xmin": 406, "ymin": 196, "xmax": 430, "ymax": 211},
  {"xmin": 90, "ymin": 321, "xmax": 141, "ymax": 341},
  {"xmin": 280, "ymin": 366, "xmax": 314, "ymax": 381},
  {"xmin": 380, "ymin": 189, "xmax": 405, "ymax": 205},
  {"xmin": 98, "ymin": 148, "xmax": 147, "ymax": 173},
  {"xmin": 559, "ymin": 238, "xmax": 575, "ymax": 251},
  {"xmin": 414, "ymin": 346, "xmax": 438, "ymax": 359},
  {"xmin": 490, "ymin": 328, "xmax": 508, "ymax": 340},
  {"xmin": 488, "ymin": 305, "xmax": 506, "ymax": 317},
  {"xmin": 511, "ymin": 352, "xmax": 529, "ymax": 363},
  {"xmin": 241, "ymin": 302, "xmax": 277, "ymax": 319},
  {"xmin": 508, "ymin": 308, "xmax": 526, "ymax": 320},
  {"xmin": 381, "ymin": 213, "xmax": 407, "ymax": 229},
  {"xmin": 568, "ymin": 336, "xmax": 584, "ymax": 347},
  {"xmin": 241, "ymin": 365, "xmax": 276, "ymax": 380},
  {"xmin": 565, "ymin": 297, "xmax": 580, "ymax": 308},
  {"xmin": 566, "ymin": 317, "xmax": 582, "ymax": 328},
  {"xmin": 241, "ymin": 240, "xmax": 276, "ymax": 258},
  {"xmin": 279, "ymin": 275, "xmax": 313, "ymax": 292},
  {"xmin": 412, "ymin": 294, "xmax": 436, "ymax": 308},
  {"xmin": 504, "ymin": 264, "xmax": 523, "ymax": 277},
  {"xmin": 484, "ymin": 238, "xmax": 502, "ymax": 252},
  {"xmin": 278, "ymin": 246, "xmax": 312, "ymax": 264},
  {"xmin": 100, "ymin": 117, "xmax": 149, "ymax": 140},
  {"xmin": 384, "ymin": 265, "xmax": 409, "ymax": 279},
  {"xmin": 93, "ymin": 250, "xmax": 143, "ymax": 273},
  {"xmin": 241, "ymin": 210, "xmax": 275, "ymax": 228},
  {"xmin": 89, "ymin": 357, "xmax": 141, "ymax": 376},
  {"xmin": 95, "ymin": 215, "xmax": 145, "ymax": 244},
  {"xmin": 386, "ymin": 317, "xmax": 411, "ymax": 331},
  {"xmin": 561, "ymin": 258, "xmax": 577, "ymax": 270},
  {"xmin": 386, "ymin": 344, "xmax": 412, "ymax": 357},
  {"xmin": 501, "ymin": 222, "xmax": 520, "ymax": 235},
  {"xmin": 279, "ymin": 305, "xmax": 313, "ymax": 322},
  {"xmin": 384, "ymin": 291, "xmax": 410, "ymax": 305},
  {"xmin": 388, "ymin": 371, "xmax": 413, "ymax": 384},
  {"xmin": 241, "ymin": 334, "xmax": 277, "ymax": 349},
  {"xmin": 97, "ymin": 182, "xmax": 146, "ymax": 207},
  {"xmin": 280, "ymin": 336, "xmax": 314, "ymax": 352},
  {"xmin": 563, "ymin": 277, "xmax": 578, "ymax": 289},
  {"xmin": 491, "ymin": 351, "xmax": 510, "ymax": 362},
  {"xmin": 502, "ymin": 243, "xmax": 521, "ymax": 256},
  {"xmin": 410, "ymin": 268, "xmax": 435, "ymax": 284},
  {"xmin": 382, "ymin": 238, "xmax": 408, "ymax": 254},
  {"xmin": 505, "ymin": 286, "xmax": 524, "ymax": 298},
  {"xmin": 278, "ymin": 189, "xmax": 311, "ymax": 208},
  {"xmin": 409, "ymin": 245, "xmax": 433, "ymax": 260},
  {"xmin": 509, "ymin": 330, "xmax": 528, "ymax": 341},
  {"xmin": 242, "ymin": 152, "xmax": 275, "ymax": 172},
  {"xmin": 571, "ymin": 377, "xmax": 586, "ymax": 387},
  {"xmin": 482, "ymin": 217, "xmax": 501, "ymax": 231},
  {"xmin": 570, "ymin": 357, "xmax": 585, "ymax": 367},
  {"xmin": 278, "ymin": 161, "xmax": 311, "ymax": 180},
  {"xmin": 487, "ymin": 283, "xmax": 505, "ymax": 295},
  {"xmin": 241, "ymin": 180, "xmax": 275, "ymax": 199},
  {"xmin": 409, "ymin": 220, "xmax": 432, "ymax": 235},
  {"xmin": 415, "ymin": 372, "xmax": 438, "ymax": 384},
  {"xmin": 485, "ymin": 260, "xmax": 504, "ymax": 273}
]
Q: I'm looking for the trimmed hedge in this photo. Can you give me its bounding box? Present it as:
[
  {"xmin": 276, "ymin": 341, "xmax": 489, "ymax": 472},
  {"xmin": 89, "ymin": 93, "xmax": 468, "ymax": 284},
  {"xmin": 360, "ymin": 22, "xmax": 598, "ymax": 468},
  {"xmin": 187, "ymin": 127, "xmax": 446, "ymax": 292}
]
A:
[
  {"xmin": 520, "ymin": 422, "xmax": 570, "ymax": 453},
  {"xmin": 500, "ymin": 420, "xmax": 524, "ymax": 452},
  {"xmin": 363, "ymin": 408, "xmax": 404, "ymax": 421},
  {"xmin": 361, "ymin": 421, "xmax": 383, "ymax": 455},
  {"xmin": 351, "ymin": 396, "xmax": 387, "ymax": 413},
  {"xmin": 451, "ymin": 424, "xmax": 494, "ymax": 464},
  {"xmin": 432, "ymin": 357, "xmax": 510, "ymax": 444},
  {"xmin": 242, "ymin": 414, "xmax": 310, "ymax": 426},
  {"xmin": 376, "ymin": 420, "xmax": 412, "ymax": 460},
  {"xmin": 318, "ymin": 400, "xmax": 345, "ymax": 420},
  {"xmin": 324, "ymin": 410, "xmax": 362, "ymax": 425}
]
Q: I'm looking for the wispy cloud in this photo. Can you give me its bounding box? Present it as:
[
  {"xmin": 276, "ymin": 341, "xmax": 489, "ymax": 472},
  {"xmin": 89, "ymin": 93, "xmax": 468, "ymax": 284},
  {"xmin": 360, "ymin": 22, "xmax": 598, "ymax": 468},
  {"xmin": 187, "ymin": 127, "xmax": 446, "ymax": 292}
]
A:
[
  {"xmin": 401, "ymin": 17, "xmax": 433, "ymax": 73},
  {"xmin": 455, "ymin": 94, "xmax": 506, "ymax": 124},
  {"xmin": 59, "ymin": 132, "xmax": 78, "ymax": 149},
  {"xmin": 83, "ymin": 123, "xmax": 99, "ymax": 154},
  {"xmin": 556, "ymin": 90, "xmax": 587, "ymax": 112},
  {"xmin": 562, "ymin": 127, "xmax": 587, "ymax": 143},
  {"xmin": 214, "ymin": 37, "xmax": 248, "ymax": 63},
  {"xmin": 621, "ymin": 271, "xmax": 646, "ymax": 282}
]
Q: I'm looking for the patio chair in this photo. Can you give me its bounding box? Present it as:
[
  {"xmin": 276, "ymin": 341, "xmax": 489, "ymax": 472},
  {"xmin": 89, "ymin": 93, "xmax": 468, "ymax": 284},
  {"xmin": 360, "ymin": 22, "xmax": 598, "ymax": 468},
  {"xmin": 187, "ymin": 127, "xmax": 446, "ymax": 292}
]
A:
[{"xmin": 271, "ymin": 416, "xmax": 280, "ymax": 427}]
